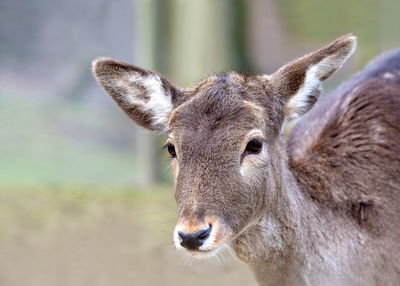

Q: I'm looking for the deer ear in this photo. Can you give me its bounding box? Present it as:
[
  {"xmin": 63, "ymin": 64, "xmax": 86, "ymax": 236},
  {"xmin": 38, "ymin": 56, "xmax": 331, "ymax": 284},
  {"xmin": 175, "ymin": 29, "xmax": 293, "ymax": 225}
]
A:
[
  {"xmin": 92, "ymin": 58, "xmax": 182, "ymax": 133},
  {"xmin": 271, "ymin": 34, "xmax": 357, "ymax": 123}
]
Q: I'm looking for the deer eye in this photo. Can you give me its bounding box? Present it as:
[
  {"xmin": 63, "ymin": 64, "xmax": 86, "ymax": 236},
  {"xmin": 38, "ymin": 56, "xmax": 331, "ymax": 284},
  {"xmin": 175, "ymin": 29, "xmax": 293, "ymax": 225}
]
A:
[
  {"xmin": 166, "ymin": 143, "xmax": 176, "ymax": 158},
  {"xmin": 245, "ymin": 139, "xmax": 262, "ymax": 155}
]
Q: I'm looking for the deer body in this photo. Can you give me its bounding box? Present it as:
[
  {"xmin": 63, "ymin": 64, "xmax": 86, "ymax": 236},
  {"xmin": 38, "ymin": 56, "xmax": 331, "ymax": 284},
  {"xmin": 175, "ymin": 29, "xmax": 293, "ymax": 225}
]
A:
[{"xmin": 93, "ymin": 35, "xmax": 400, "ymax": 285}]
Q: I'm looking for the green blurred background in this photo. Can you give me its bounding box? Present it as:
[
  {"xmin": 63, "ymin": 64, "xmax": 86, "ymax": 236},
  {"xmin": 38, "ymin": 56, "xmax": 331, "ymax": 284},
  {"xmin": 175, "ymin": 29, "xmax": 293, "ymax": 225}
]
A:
[{"xmin": 1, "ymin": 0, "xmax": 399, "ymax": 285}]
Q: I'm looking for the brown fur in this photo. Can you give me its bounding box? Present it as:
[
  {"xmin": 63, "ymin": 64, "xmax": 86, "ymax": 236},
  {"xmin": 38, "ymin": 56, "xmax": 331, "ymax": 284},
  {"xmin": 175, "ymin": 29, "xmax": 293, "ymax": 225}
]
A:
[{"xmin": 92, "ymin": 35, "xmax": 400, "ymax": 285}]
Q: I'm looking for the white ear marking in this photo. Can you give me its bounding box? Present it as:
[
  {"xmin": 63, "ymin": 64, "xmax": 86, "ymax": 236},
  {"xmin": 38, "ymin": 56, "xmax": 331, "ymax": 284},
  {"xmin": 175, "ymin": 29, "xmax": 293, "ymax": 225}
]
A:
[
  {"xmin": 128, "ymin": 72, "xmax": 141, "ymax": 83},
  {"xmin": 92, "ymin": 57, "xmax": 180, "ymax": 133},
  {"xmin": 286, "ymin": 63, "xmax": 322, "ymax": 122},
  {"xmin": 141, "ymin": 75, "xmax": 173, "ymax": 131},
  {"xmin": 271, "ymin": 35, "xmax": 356, "ymax": 136},
  {"xmin": 286, "ymin": 43, "xmax": 355, "ymax": 123},
  {"xmin": 123, "ymin": 73, "xmax": 173, "ymax": 133}
]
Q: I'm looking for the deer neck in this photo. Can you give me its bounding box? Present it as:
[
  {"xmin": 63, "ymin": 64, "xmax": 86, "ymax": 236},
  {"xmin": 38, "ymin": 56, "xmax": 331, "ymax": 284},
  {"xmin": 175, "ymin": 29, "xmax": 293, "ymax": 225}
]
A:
[{"xmin": 230, "ymin": 144, "xmax": 356, "ymax": 285}]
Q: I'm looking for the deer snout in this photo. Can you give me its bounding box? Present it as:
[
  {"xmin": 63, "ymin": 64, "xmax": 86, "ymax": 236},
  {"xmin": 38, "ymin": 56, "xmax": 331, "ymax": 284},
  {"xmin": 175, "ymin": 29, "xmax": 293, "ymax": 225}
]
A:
[
  {"xmin": 178, "ymin": 224, "xmax": 212, "ymax": 250},
  {"xmin": 174, "ymin": 214, "xmax": 232, "ymax": 257}
]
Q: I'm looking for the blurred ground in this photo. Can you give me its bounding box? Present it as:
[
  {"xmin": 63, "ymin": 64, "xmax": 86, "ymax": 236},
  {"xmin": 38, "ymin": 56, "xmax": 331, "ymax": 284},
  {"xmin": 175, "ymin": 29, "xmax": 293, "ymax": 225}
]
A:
[{"xmin": 0, "ymin": 185, "xmax": 256, "ymax": 286}]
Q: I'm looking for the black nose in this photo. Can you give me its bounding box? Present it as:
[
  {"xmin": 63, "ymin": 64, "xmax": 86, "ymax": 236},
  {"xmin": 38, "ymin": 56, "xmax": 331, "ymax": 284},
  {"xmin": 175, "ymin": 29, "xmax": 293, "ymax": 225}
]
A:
[{"xmin": 178, "ymin": 224, "xmax": 212, "ymax": 250}]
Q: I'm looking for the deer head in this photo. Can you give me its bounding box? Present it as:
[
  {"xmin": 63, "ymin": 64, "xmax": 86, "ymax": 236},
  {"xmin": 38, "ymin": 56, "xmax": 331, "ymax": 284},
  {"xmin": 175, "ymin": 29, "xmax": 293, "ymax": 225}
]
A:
[{"xmin": 93, "ymin": 35, "xmax": 356, "ymax": 258}]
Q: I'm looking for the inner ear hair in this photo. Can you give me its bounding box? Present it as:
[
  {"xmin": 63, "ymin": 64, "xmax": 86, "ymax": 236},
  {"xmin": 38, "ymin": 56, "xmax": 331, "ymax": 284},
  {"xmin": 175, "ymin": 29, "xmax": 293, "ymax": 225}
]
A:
[
  {"xmin": 272, "ymin": 34, "xmax": 357, "ymax": 123},
  {"xmin": 92, "ymin": 57, "xmax": 182, "ymax": 133}
]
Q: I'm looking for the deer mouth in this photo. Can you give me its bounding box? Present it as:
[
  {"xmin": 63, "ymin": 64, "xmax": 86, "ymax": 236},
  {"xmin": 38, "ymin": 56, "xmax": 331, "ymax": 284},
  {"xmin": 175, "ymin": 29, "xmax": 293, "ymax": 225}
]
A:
[{"xmin": 184, "ymin": 247, "xmax": 222, "ymax": 259}]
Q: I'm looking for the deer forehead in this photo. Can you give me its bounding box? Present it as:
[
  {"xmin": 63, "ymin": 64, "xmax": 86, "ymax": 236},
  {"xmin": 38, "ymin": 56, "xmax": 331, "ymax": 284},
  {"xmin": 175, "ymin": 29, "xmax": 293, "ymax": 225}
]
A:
[
  {"xmin": 186, "ymin": 71, "xmax": 257, "ymax": 93},
  {"xmin": 168, "ymin": 93, "xmax": 266, "ymax": 152},
  {"xmin": 169, "ymin": 73, "xmax": 270, "ymax": 134}
]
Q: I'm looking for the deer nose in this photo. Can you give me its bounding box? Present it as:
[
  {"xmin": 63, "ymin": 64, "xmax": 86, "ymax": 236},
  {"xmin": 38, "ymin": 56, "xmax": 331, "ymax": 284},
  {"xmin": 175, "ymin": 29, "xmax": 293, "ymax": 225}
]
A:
[{"xmin": 178, "ymin": 224, "xmax": 212, "ymax": 250}]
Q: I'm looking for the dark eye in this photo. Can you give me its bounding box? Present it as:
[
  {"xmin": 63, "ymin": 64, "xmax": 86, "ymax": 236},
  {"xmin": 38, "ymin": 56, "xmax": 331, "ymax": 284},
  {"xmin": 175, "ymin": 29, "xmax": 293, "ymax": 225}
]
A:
[
  {"xmin": 245, "ymin": 139, "xmax": 262, "ymax": 154},
  {"xmin": 166, "ymin": 143, "xmax": 176, "ymax": 158}
]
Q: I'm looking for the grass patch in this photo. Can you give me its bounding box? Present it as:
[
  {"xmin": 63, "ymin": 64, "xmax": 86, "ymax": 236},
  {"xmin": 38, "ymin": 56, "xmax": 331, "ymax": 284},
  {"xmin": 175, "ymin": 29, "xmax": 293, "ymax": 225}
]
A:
[{"xmin": 0, "ymin": 184, "xmax": 177, "ymax": 240}]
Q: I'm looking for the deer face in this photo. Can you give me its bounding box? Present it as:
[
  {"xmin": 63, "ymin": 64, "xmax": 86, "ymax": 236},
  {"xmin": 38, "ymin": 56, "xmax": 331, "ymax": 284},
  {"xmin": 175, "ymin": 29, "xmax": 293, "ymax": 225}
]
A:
[
  {"xmin": 93, "ymin": 35, "xmax": 356, "ymax": 258},
  {"xmin": 168, "ymin": 75, "xmax": 281, "ymax": 257}
]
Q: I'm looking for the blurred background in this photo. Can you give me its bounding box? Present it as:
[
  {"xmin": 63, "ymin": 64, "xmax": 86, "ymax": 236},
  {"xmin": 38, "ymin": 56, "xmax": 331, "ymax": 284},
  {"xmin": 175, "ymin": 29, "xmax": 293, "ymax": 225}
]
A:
[{"xmin": 1, "ymin": 0, "xmax": 399, "ymax": 285}]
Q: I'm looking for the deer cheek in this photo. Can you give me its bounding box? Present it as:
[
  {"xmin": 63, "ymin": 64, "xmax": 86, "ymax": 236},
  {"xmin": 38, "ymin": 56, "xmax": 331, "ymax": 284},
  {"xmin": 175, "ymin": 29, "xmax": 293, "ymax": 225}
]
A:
[
  {"xmin": 240, "ymin": 148, "xmax": 268, "ymax": 186},
  {"xmin": 172, "ymin": 159, "xmax": 179, "ymax": 184}
]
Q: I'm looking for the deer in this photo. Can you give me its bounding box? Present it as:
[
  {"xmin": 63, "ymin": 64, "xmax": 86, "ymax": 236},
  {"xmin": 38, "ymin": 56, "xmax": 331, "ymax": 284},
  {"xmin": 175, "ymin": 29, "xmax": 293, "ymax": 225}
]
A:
[{"xmin": 92, "ymin": 35, "xmax": 400, "ymax": 285}]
